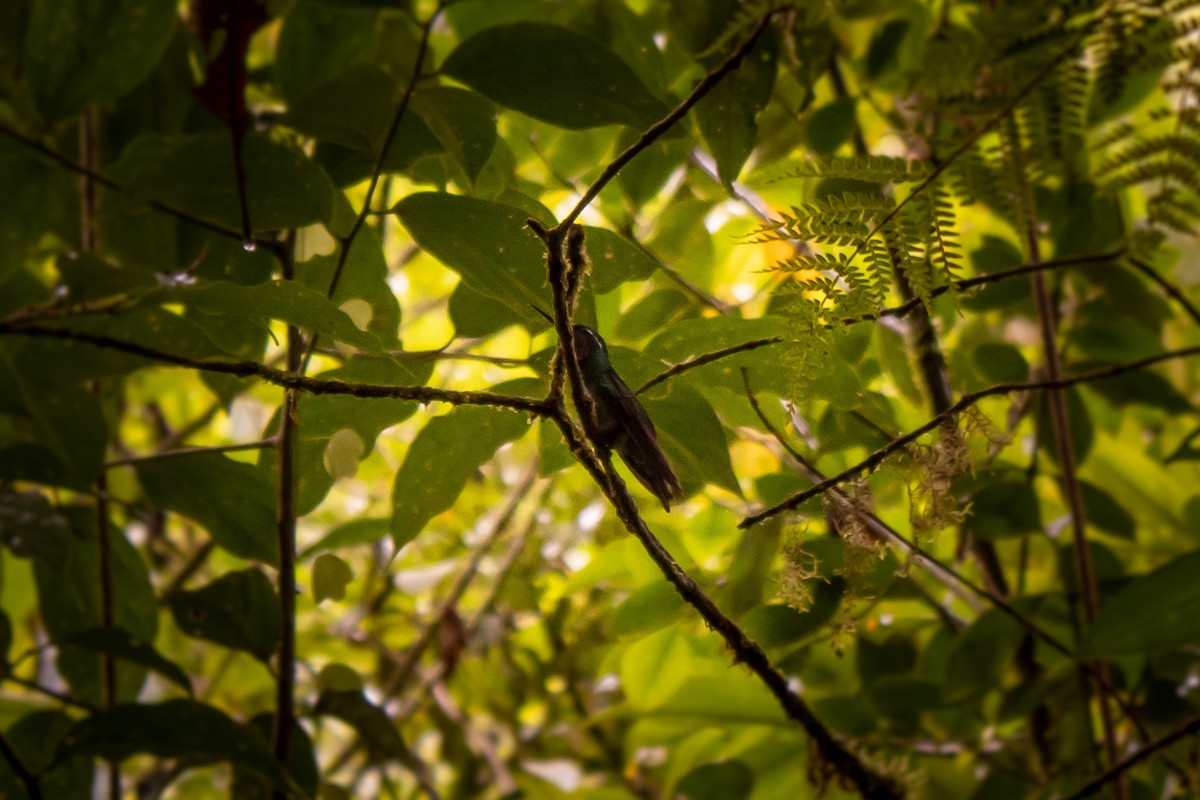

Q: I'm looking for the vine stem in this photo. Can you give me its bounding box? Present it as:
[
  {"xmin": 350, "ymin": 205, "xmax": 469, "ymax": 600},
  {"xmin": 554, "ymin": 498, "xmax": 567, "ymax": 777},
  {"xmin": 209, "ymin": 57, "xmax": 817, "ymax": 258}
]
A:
[
  {"xmin": 300, "ymin": 0, "xmax": 445, "ymax": 372},
  {"xmin": 739, "ymin": 345, "xmax": 1200, "ymax": 528},
  {"xmin": 1023, "ymin": 194, "xmax": 1122, "ymax": 792},
  {"xmin": 271, "ymin": 238, "xmax": 300, "ymax": 798}
]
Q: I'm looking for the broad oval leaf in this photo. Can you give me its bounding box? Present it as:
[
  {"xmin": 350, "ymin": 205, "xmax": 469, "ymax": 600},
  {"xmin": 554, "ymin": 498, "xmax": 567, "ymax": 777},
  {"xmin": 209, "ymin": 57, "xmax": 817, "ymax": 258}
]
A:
[
  {"xmin": 57, "ymin": 700, "xmax": 301, "ymax": 798},
  {"xmin": 390, "ymin": 380, "xmax": 537, "ymax": 547},
  {"xmin": 24, "ymin": 0, "xmax": 177, "ymax": 123},
  {"xmin": 442, "ymin": 22, "xmax": 669, "ymax": 130},
  {"xmin": 167, "ymin": 568, "xmax": 282, "ymax": 661},
  {"xmin": 118, "ymin": 133, "xmax": 335, "ymax": 233},
  {"xmin": 136, "ymin": 453, "xmax": 277, "ymax": 564},
  {"xmin": 1084, "ymin": 550, "xmax": 1200, "ymax": 657},
  {"xmin": 64, "ymin": 627, "xmax": 192, "ymax": 695}
]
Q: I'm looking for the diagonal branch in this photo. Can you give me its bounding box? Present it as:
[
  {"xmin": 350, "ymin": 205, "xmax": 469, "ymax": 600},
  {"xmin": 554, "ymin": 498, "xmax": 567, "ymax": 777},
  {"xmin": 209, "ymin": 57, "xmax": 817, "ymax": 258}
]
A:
[
  {"xmin": 558, "ymin": 10, "xmax": 782, "ymax": 228},
  {"xmin": 1064, "ymin": 712, "xmax": 1200, "ymax": 800},
  {"xmin": 740, "ymin": 346, "xmax": 1200, "ymax": 528}
]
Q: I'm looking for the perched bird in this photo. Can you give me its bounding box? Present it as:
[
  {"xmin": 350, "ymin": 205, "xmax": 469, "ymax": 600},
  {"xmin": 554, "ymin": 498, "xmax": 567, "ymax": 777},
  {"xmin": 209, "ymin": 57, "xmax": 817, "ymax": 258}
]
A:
[{"xmin": 570, "ymin": 324, "xmax": 683, "ymax": 512}]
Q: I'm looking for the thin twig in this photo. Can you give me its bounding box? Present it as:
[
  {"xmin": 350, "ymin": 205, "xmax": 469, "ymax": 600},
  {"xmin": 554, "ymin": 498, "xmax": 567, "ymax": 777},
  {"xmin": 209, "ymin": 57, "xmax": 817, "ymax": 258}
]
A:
[
  {"xmin": 302, "ymin": 1, "xmax": 445, "ymax": 372},
  {"xmin": 1126, "ymin": 256, "xmax": 1200, "ymax": 327},
  {"xmin": 1064, "ymin": 713, "xmax": 1200, "ymax": 799},
  {"xmin": 740, "ymin": 345, "xmax": 1200, "ymax": 528},
  {"xmin": 0, "ymin": 730, "xmax": 42, "ymax": 800},
  {"xmin": 558, "ymin": 11, "xmax": 782, "ymax": 228}
]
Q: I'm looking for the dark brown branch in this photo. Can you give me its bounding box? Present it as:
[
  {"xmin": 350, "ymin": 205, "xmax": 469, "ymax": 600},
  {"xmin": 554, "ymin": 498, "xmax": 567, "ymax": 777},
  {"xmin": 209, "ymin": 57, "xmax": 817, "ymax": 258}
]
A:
[
  {"xmin": 740, "ymin": 345, "xmax": 1200, "ymax": 528},
  {"xmin": 1064, "ymin": 713, "xmax": 1200, "ymax": 800},
  {"xmin": 0, "ymin": 730, "xmax": 42, "ymax": 800},
  {"xmin": 558, "ymin": 11, "xmax": 781, "ymax": 228},
  {"xmin": 635, "ymin": 249, "xmax": 1127, "ymax": 396},
  {"xmin": 271, "ymin": 244, "xmax": 300, "ymax": 799},
  {"xmin": 1126, "ymin": 256, "xmax": 1200, "ymax": 327},
  {"xmin": 0, "ymin": 324, "xmax": 548, "ymax": 415},
  {"xmin": 551, "ymin": 415, "xmax": 904, "ymax": 799}
]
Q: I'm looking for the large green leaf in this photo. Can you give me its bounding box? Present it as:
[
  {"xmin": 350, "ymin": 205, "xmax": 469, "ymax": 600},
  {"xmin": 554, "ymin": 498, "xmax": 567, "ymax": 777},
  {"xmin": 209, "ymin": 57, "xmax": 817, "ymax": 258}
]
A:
[
  {"xmin": 695, "ymin": 28, "xmax": 779, "ymax": 186},
  {"xmin": 1083, "ymin": 550, "xmax": 1200, "ymax": 657},
  {"xmin": 160, "ymin": 279, "xmax": 384, "ymax": 353},
  {"xmin": 167, "ymin": 568, "xmax": 281, "ymax": 661},
  {"xmin": 0, "ymin": 486, "xmax": 72, "ymax": 565},
  {"xmin": 56, "ymin": 700, "xmax": 301, "ymax": 798},
  {"xmin": 118, "ymin": 133, "xmax": 336, "ymax": 233},
  {"xmin": 275, "ymin": 0, "xmax": 379, "ymax": 102},
  {"xmin": 24, "ymin": 0, "xmax": 177, "ymax": 122},
  {"xmin": 281, "ymin": 64, "xmax": 400, "ymax": 151},
  {"xmin": 260, "ymin": 355, "xmax": 433, "ymax": 514},
  {"xmin": 136, "ymin": 452, "xmax": 278, "ymax": 564},
  {"xmin": 410, "ymin": 86, "xmax": 498, "ymax": 185},
  {"xmin": 393, "ymin": 193, "xmax": 550, "ymax": 331},
  {"xmin": 33, "ymin": 508, "xmax": 157, "ymax": 706},
  {"xmin": 390, "ymin": 379, "xmax": 537, "ymax": 547},
  {"xmin": 64, "ymin": 627, "xmax": 192, "ymax": 695},
  {"xmin": 4, "ymin": 711, "xmax": 92, "ymax": 800},
  {"xmin": 640, "ymin": 382, "xmax": 743, "ymax": 499},
  {"xmin": 442, "ymin": 22, "xmax": 669, "ymax": 130}
]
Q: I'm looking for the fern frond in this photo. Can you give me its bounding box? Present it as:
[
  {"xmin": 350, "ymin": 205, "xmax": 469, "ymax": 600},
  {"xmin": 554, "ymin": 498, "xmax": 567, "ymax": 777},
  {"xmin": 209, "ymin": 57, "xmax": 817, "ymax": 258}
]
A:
[
  {"xmin": 751, "ymin": 193, "xmax": 895, "ymax": 246},
  {"xmin": 773, "ymin": 252, "xmax": 852, "ymax": 274},
  {"xmin": 1096, "ymin": 133, "xmax": 1200, "ymax": 176},
  {"xmin": 771, "ymin": 155, "xmax": 931, "ymax": 184}
]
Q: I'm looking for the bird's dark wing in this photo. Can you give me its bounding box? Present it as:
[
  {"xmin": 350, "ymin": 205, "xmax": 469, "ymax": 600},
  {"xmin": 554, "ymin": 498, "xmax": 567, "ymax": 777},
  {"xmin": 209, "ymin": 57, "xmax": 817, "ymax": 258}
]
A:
[{"xmin": 599, "ymin": 375, "xmax": 682, "ymax": 511}]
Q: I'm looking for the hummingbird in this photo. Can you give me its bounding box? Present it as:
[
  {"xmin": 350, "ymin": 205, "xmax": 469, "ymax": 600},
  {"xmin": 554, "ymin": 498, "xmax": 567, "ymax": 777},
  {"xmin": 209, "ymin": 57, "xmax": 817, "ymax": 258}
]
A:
[{"xmin": 536, "ymin": 308, "xmax": 682, "ymax": 511}]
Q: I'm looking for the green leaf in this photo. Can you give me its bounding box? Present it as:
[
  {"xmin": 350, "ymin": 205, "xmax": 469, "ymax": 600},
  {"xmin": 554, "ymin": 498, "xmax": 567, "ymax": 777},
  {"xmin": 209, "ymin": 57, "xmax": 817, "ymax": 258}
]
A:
[
  {"xmin": 118, "ymin": 133, "xmax": 336, "ymax": 233},
  {"xmin": 1084, "ymin": 550, "xmax": 1200, "ymax": 657},
  {"xmin": 64, "ymin": 627, "xmax": 192, "ymax": 695},
  {"xmin": 314, "ymin": 689, "xmax": 412, "ymax": 761},
  {"xmin": 410, "ymin": 86, "xmax": 498, "ymax": 185},
  {"xmin": 393, "ymin": 192, "xmax": 550, "ymax": 331},
  {"xmin": 136, "ymin": 452, "xmax": 278, "ymax": 564},
  {"xmin": 5, "ymin": 711, "xmax": 92, "ymax": 799},
  {"xmin": 276, "ymin": 0, "xmax": 379, "ymax": 102},
  {"xmin": 260, "ymin": 355, "xmax": 432, "ymax": 515},
  {"xmin": 34, "ymin": 508, "xmax": 157, "ymax": 706},
  {"xmin": 678, "ymin": 761, "xmax": 754, "ymax": 800},
  {"xmin": 611, "ymin": 580, "xmax": 685, "ymax": 635},
  {"xmin": 162, "ymin": 279, "xmax": 383, "ymax": 353},
  {"xmin": 583, "ymin": 226, "xmax": 658, "ymax": 293},
  {"xmin": 945, "ymin": 607, "xmax": 1025, "ymax": 699},
  {"xmin": 24, "ymin": 0, "xmax": 177, "ymax": 122},
  {"xmin": 0, "ymin": 487, "xmax": 72, "ymax": 564},
  {"xmin": 313, "ymin": 553, "xmax": 353, "ymax": 603},
  {"xmin": 695, "ymin": 28, "xmax": 779, "ymax": 186},
  {"xmin": 167, "ymin": 568, "xmax": 281, "ymax": 661},
  {"xmin": 281, "ymin": 64, "xmax": 401, "ymax": 151},
  {"xmin": 968, "ymin": 480, "xmax": 1042, "ymax": 540},
  {"xmin": 974, "ymin": 342, "xmax": 1029, "ymax": 384},
  {"xmin": 234, "ymin": 713, "xmax": 319, "ymax": 800},
  {"xmin": 640, "ymin": 382, "xmax": 742, "ymax": 499},
  {"xmin": 805, "ymin": 98, "xmax": 859, "ymax": 155},
  {"xmin": 57, "ymin": 700, "xmax": 301, "ymax": 798},
  {"xmin": 1079, "ymin": 481, "xmax": 1135, "ymax": 540},
  {"xmin": 442, "ymin": 22, "xmax": 669, "ymax": 130},
  {"xmin": 644, "ymin": 317, "xmax": 789, "ymax": 393},
  {"xmin": 300, "ymin": 517, "xmax": 390, "ymax": 559},
  {"xmin": 390, "ymin": 383, "xmax": 535, "ymax": 546}
]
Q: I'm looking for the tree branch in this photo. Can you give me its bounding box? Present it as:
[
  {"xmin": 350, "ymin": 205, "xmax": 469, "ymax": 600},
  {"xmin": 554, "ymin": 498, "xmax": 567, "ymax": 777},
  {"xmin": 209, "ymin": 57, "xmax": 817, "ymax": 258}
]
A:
[
  {"xmin": 0, "ymin": 730, "xmax": 42, "ymax": 800},
  {"xmin": 739, "ymin": 345, "xmax": 1200, "ymax": 528},
  {"xmin": 558, "ymin": 11, "xmax": 781, "ymax": 228},
  {"xmin": 1064, "ymin": 713, "xmax": 1200, "ymax": 800},
  {"xmin": 0, "ymin": 324, "xmax": 547, "ymax": 415}
]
